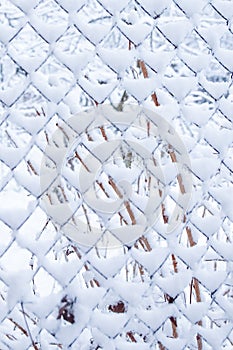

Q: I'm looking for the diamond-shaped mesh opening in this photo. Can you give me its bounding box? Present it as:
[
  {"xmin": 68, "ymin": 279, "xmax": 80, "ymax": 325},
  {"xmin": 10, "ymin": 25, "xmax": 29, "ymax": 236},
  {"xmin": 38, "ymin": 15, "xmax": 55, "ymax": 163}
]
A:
[
  {"xmin": 8, "ymin": 24, "xmax": 50, "ymax": 72},
  {"xmin": 0, "ymin": 54, "xmax": 28, "ymax": 91}
]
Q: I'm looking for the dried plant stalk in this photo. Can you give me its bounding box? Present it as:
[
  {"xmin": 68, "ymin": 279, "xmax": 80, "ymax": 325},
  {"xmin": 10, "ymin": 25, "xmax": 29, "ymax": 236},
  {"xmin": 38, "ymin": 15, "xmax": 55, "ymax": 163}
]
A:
[
  {"xmin": 137, "ymin": 59, "xmax": 202, "ymax": 346},
  {"xmin": 138, "ymin": 60, "xmax": 159, "ymax": 106},
  {"xmin": 8, "ymin": 318, "xmax": 28, "ymax": 337}
]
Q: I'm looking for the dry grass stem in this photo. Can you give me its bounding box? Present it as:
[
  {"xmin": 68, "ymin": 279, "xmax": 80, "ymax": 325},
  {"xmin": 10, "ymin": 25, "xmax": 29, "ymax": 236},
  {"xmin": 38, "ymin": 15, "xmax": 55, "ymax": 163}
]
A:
[
  {"xmin": 8, "ymin": 318, "xmax": 28, "ymax": 337},
  {"xmin": 75, "ymin": 151, "xmax": 90, "ymax": 172},
  {"xmin": 27, "ymin": 160, "xmax": 38, "ymax": 175}
]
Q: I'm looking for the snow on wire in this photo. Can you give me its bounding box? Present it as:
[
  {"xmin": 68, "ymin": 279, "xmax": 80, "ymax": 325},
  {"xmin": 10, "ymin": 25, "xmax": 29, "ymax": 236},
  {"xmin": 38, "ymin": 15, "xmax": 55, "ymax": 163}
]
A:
[{"xmin": 0, "ymin": 0, "xmax": 233, "ymax": 349}]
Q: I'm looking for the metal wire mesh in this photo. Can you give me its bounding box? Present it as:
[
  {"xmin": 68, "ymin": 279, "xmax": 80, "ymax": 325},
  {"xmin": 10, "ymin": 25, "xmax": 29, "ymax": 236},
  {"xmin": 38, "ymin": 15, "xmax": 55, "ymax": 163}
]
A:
[{"xmin": 0, "ymin": 0, "xmax": 233, "ymax": 349}]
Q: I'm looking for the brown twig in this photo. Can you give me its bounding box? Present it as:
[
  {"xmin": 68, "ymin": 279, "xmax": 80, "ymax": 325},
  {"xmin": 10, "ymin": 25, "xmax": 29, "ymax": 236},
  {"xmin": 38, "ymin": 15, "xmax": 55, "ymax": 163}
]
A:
[
  {"xmin": 138, "ymin": 58, "xmax": 180, "ymax": 341},
  {"xmin": 169, "ymin": 153, "xmax": 203, "ymax": 348},
  {"xmin": 27, "ymin": 160, "xmax": 38, "ymax": 175},
  {"xmin": 44, "ymin": 130, "xmax": 50, "ymax": 144},
  {"xmin": 8, "ymin": 318, "xmax": 28, "ymax": 337},
  {"xmin": 108, "ymin": 177, "xmax": 137, "ymax": 225},
  {"xmin": 138, "ymin": 264, "xmax": 145, "ymax": 282},
  {"xmin": 35, "ymin": 107, "xmax": 46, "ymax": 117},
  {"xmin": 123, "ymin": 200, "xmax": 136, "ymax": 225},
  {"xmin": 138, "ymin": 60, "xmax": 159, "ymax": 106},
  {"xmin": 138, "ymin": 236, "xmax": 152, "ymax": 252},
  {"xmin": 169, "ymin": 142, "xmax": 203, "ymax": 349},
  {"xmin": 186, "ymin": 227, "xmax": 196, "ymax": 247},
  {"xmin": 21, "ymin": 303, "xmax": 39, "ymax": 350},
  {"xmin": 170, "ymin": 316, "xmax": 178, "ymax": 338},
  {"xmin": 96, "ymin": 181, "xmax": 109, "ymax": 198},
  {"xmin": 139, "ymin": 56, "xmax": 203, "ymax": 345},
  {"xmin": 56, "ymin": 123, "xmax": 69, "ymax": 140},
  {"xmin": 108, "ymin": 177, "xmax": 123, "ymax": 199},
  {"xmin": 126, "ymin": 331, "xmax": 137, "ymax": 342},
  {"xmin": 158, "ymin": 342, "xmax": 166, "ymax": 350},
  {"xmin": 72, "ymin": 246, "xmax": 100, "ymax": 288},
  {"xmin": 161, "ymin": 203, "xmax": 169, "ymax": 224},
  {"xmin": 97, "ymin": 178, "xmax": 128, "ymax": 225},
  {"xmin": 171, "ymin": 254, "xmax": 178, "ymax": 273},
  {"xmin": 75, "ymin": 151, "xmax": 90, "ymax": 172},
  {"xmin": 168, "ymin": 147, "xmax": 186, "ymax": 194},
  {"xmin": 99, "ymin": 126, "xmax": 108, "ymax": 140}
]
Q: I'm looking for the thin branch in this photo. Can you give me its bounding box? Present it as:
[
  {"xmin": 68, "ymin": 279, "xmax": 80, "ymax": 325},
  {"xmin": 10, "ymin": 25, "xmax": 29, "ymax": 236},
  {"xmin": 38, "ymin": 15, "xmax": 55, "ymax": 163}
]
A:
[
  {"xmin": 8, "ymin": 318, "xmax": 28, "ymax": 337},
  {"xmin": 126, "ymin": 331, "xmax": 137, "ymax": 342},
  {"xmin": 27, "ymin": 160, "xmax": 38, "ymax": 175},
  {"xmin": 138, "ymin": 60, "xmax": 159, "ymax": 106},
  {"xmin": 99, "ymin": 126, "xmax": 108, "ymax": 140},
  {"xmin": 75, "ymin": 151, "xmax": 90, "ymax": 172},
  {"xmin": 138, "ymin": 57, "xmax": 180, "ymax": 342},
  {"xmin": 21, "ymin": 303, "xmax": 39, "ymax": 350}
]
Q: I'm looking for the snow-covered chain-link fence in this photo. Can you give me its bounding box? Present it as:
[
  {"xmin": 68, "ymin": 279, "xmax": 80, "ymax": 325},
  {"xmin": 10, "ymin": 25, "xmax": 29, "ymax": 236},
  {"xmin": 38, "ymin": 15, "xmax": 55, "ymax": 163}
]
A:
[{"xmin": 0, "ymin": 0, "xmax": 233, "ymax": 349}]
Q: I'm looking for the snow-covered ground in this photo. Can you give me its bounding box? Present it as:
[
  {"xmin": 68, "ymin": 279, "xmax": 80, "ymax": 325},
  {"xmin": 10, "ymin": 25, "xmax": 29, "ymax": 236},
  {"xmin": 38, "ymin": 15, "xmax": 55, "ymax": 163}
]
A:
[{"xmin": 0, "ymin": 0, "xmax": 233, "ymax": 349}]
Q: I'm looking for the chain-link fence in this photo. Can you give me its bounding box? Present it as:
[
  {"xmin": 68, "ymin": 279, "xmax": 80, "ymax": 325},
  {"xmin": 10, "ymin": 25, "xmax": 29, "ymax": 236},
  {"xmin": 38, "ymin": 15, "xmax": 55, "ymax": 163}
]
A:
[{"xmin": 0, "ymin": 0, "xmax": 233, "ymax": 349}]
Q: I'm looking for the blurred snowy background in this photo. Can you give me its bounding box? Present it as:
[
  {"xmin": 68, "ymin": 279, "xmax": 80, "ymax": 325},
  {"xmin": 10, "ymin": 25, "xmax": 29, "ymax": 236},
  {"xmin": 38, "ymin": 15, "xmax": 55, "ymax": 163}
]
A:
[{"xmin": 0, "ymin": 0, "xmax": 233, "ymax": 349}]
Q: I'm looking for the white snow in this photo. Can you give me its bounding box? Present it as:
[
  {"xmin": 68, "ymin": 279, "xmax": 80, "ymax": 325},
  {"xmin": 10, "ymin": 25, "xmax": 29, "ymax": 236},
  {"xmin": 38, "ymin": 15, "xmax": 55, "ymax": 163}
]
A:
[
  {"xmin": 123, "ymin": 77, "xmax": 160, "ymax": 101},
  {"xmin": 0, "ymin": 0, "xmax": 232, "ymax": 348},
  {"xmin": 78, "ymin": 77, "xmax": 117, "ymax": 103},
  {"xmin": 158, "ymin": 19, "xmax": 193, "ymax": 46},
  {"xmin": 0, "ymin": 191, "xmax": 35, "ymax": 229},
  {"xmin": 117, "ymin": 21, "xmax": 152, "ymax": 46},
  {"xmin": 97, "ymin": 48, "xmax": 135, "ymax": 74},
  {"xmin": 163, "ymin": 76, "xmax": 197, "ymax": 101},
  {"xmin": 139, "ymin": 0, "xmax": 172, "ymax": 16},
  {"xmin": 132, "ymin": 246, "xmax": 170, "ymax": 274},
  {"xmin": 140, "ymin": 50, "xmax": 176, "ymax": 73}
]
